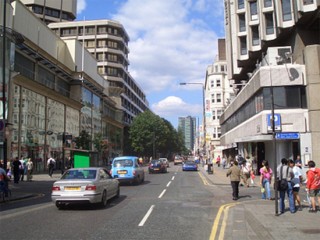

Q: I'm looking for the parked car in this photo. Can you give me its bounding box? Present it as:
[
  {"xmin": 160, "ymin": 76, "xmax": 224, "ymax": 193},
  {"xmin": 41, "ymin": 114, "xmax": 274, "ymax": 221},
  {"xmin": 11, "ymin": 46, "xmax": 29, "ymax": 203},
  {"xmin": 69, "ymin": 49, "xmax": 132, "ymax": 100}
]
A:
[
  {"xmin": 149, "ymin": 159, "xmax": 168, "ymax": 173},
  {"xmin": 174, "ymin": 156, "xmax": 183, "ymax": 165},
  {"xmin": 159, "ymin": 158, "xmax": 170, "ymax": 168},
  {"xmin": 51, "ymin": 167, "xmax": 119, "ymax": 209},
  {"xmin": 182, "ymin": 161, "xmax": 198, "ymax": 171},
  {"xmin": 110, "ymin": 156, "xmax": 145, "ymax": 184}
]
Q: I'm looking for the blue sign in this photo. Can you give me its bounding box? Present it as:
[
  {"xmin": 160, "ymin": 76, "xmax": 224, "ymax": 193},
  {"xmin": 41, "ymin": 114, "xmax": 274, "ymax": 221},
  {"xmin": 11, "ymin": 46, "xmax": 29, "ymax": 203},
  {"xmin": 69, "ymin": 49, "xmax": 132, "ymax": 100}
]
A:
[
  {"xmin": 267, "ymin": 113, "xmax": 281, "ymax": 132},
  {"xmin": 276, "ymin": 132, "xmax": 300, "ymax": 139}
]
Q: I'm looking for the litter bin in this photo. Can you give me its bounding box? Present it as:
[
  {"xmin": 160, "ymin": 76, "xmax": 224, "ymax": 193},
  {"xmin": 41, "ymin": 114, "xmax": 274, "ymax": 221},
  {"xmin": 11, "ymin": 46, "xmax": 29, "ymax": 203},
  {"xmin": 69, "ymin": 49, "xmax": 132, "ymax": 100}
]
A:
[{"xmin": 207, "ymin": 163, "xmax": 213, "ymax": 174}]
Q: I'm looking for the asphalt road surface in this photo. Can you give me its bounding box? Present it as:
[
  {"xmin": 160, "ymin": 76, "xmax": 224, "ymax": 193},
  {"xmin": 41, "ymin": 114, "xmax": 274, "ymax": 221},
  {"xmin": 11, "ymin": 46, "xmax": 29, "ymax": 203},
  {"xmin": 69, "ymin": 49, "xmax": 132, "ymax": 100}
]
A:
[{"xmin": 0, "ymin": 164, "xmax": 228, "ymax": 240}]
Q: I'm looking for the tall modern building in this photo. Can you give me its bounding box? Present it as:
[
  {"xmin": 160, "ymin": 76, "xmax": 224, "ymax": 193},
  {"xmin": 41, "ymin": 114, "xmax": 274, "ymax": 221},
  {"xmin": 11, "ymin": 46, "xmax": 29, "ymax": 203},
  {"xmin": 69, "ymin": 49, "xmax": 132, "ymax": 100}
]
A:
[
  {"xmin": 20, "ymin": 0, "xmax": 77, "ymax": 24},
  {"xmin": 204, "ymin": 39, "xmax": 234, "ymax": 159},
  {"xmin": 222, "ymin": 0, "xmax": 320, "ymax": 170},
  {"xmin": 48, "ymin": 20, "xmax": 149, "ymax": 126},
  {"xmin": 178, "ymin": 116, "xmax": 197, "ymax": 153}
]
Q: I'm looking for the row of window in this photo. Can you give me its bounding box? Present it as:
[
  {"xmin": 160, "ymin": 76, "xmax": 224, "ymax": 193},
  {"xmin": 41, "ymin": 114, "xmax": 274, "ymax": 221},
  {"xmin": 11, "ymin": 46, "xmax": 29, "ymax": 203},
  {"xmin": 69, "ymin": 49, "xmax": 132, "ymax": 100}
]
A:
[
  {"xmin": 31, "ymin": 5, "xmax": 74, "ymax": 21},
  {"xmin": 221, "ymin": 86, "xmax": 307, "ymax": 134}
]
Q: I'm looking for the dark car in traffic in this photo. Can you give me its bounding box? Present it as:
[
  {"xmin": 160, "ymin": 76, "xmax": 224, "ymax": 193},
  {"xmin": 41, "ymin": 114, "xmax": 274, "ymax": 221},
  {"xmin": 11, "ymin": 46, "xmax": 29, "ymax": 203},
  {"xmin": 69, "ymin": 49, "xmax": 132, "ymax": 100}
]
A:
[{"xmin": 148, "ymin": 159, "xmax": 168, "ymax": 173}]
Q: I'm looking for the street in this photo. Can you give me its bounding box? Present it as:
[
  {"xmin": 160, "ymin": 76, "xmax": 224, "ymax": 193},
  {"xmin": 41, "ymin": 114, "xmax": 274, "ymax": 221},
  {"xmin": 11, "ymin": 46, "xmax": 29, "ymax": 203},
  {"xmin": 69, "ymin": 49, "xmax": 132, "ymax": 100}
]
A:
[
  {"xmin": 1, "ymin": 164, "xmax": 222, "ymax": 240},
  {"xmin": 1, "ymin": 164, "xmax": 319, "ymax": 240}
]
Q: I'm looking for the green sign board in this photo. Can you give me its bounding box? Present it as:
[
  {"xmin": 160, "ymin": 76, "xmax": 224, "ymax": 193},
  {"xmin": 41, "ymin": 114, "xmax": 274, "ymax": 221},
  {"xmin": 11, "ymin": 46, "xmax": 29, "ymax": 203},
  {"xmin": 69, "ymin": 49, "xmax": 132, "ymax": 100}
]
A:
[{"xmin": 74, "ymin": 151, "xmax": 90, "ymax": 168}]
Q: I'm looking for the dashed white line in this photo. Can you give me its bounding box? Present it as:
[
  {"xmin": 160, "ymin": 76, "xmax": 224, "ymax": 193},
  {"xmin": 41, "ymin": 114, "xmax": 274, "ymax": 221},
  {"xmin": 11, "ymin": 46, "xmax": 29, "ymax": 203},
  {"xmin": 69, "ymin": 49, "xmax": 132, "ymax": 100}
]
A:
[
  {"xmin": 158, "ymin": 189, "xmax": 167, "ymax": 198},
  {"xmin": 138, "ymin": 205, "xmax": 155, "ymax": 227},
  {"xmin": 172, "ymin": 176, "xmax": 175, "ymax": 180},
  {"xmin": 166, "ymin": 181, "xmax": 171, "ymax": 187}
]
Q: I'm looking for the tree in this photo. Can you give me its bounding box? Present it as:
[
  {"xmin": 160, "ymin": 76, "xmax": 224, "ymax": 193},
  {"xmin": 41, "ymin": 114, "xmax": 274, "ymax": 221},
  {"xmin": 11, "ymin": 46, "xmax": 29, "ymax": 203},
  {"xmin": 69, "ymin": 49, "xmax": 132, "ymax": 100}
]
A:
[
  {"xmin": 128, "ymin": 111, "xmax": 186, "ymax": 158},
  {"xmin": 74, "ymin": 130, "xmax": 91, "ymax": 150}
]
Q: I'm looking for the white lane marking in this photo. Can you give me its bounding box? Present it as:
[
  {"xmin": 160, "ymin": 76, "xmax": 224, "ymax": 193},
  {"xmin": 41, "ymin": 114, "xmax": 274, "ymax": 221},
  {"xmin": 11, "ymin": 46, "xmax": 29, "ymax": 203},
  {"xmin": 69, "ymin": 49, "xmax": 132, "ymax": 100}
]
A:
[
  {"xmin": 138, "ymin": 205, "xmax": 155, "ymax": 227},
  {"xmin": 158, "ymin": 189, "xmax": 166, "ymax": 198},
  {"xmin": 172, "ymin": 176, "xmax": 175, "ymax": 181},
  {"xmin": 166, "ymin": 181, "xmax": 171, "ymax": 187}
]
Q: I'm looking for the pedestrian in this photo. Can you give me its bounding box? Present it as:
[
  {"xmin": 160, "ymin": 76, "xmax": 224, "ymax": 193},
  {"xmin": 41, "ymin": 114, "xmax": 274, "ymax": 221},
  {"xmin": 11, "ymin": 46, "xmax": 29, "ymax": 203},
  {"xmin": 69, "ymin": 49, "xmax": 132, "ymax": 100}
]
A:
[
  {"xmin": 277, "ymin": 158, "xmax": 295, "ymax": 214},
  {"xmin": 294, "ymin": 155, "xmax": 302, "ymax": 169},
  {"xmin": 66, "ymin": 156, "xmax": 73, "ymax": 169},
  {"xmin": 241, "ymin": 159, "xmax": 252, "ymax": 187},
  {"xmin": 0, "ymin": 165, "xmax": 10, "ymax": 197},
  {"xmin": 216, "ymin": 155, "xmax": 221, "ymax": 167},
  {"xmin": 19, "ymin": 155, "xmax": 26, "ymax": 181},
  {"xmin": 288, "ymin": 159, "xmax": 303, "ymax": 211},
  {"xmin": 26, "ymin": 158, "xmax": 34, "ymax": 181},
  {"xmin": 47, "ymin": 157, "xmax": 55, "ymax": 177},
  {"xmin": 259, "ymin": 160, "xmax": 273, "ymax": 200},
  {"xmin": 237, "ymin": 154, "xmax": 244, "ymax": 170},
  {"xmin": 12, "ymin": 157, "xmax": 21, "ymax": 183},
  {"xmin": 226, "ymin": 160, "xmax": 241, "ymax": 200},
  {"xmin": 222, "ymin": 156, "xmax": 226, "ymax": 169},
  {"xmin": 305, "ymin": 160, "xmax": 320, "ymax": 213}
]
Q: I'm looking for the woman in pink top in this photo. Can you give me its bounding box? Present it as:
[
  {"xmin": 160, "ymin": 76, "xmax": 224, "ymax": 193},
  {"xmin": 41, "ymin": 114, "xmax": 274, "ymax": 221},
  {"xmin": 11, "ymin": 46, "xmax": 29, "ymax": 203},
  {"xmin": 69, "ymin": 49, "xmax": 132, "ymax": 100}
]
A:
[{"xmin": 260, "ymin": 160, "xmax": 273, "ymax": 200}]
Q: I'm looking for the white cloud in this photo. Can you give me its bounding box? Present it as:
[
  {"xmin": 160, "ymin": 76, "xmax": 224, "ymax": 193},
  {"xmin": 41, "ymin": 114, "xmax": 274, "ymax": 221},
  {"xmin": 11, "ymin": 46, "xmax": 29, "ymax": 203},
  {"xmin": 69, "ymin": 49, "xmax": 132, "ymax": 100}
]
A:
[
  {"xmin": 112, "ymin": 0, "xmax": 219, "ymax": 94},
  {"xmin": 77, "ymin": 0, "xmax": 86, "ymax": 14},
  {"xmin": 152, "ymin": 96, "xmax": 202, "ymax": 118}
]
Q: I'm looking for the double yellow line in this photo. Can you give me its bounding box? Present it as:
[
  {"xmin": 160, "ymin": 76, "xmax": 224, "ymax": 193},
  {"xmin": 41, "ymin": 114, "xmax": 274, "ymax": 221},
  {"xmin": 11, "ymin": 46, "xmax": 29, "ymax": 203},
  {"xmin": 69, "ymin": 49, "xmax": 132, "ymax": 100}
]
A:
[{"xmin": 210, "ymin": 202, "xmax": 237, "ymax": 240}]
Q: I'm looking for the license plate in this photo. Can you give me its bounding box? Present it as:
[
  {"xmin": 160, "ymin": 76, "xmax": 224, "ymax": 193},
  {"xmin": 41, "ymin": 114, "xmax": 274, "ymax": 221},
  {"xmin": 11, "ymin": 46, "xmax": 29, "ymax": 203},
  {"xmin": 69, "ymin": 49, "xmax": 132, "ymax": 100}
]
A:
[
  {"xmin": 154, "ymin": 168, "xmax": 159, "ymax": 171},
  {"xmin": 65, "ymin": 186, "xmax": 81, "ymax": 191},
  {"xmin": 118, "ymin": 170, "xmax": 127, "ymax": 174}
]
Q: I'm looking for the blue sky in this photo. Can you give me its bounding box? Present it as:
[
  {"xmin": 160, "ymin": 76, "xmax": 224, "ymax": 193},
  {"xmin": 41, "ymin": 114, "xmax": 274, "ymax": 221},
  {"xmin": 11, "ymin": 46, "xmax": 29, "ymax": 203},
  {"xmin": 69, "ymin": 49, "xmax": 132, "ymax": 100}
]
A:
[{"xmin": 77, "ymin": 0, "xmax": 225, "ymax": 128}]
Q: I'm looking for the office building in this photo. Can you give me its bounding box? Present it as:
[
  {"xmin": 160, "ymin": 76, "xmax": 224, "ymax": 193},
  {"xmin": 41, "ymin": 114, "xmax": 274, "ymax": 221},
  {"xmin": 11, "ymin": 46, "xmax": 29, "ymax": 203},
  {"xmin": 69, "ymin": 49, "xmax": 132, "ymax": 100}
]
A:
[
  {"xmin": 48, "ymin": 20, "xmax": 149, "ymax": 126},
  {"xmin": 222, "ymin": 0, "xmax": 320, "ymax": 170},
  {"xmin": 204, "ymin": 39, "xmax": 234, "ymax": 159},
  {"xmin": 178, "ymin": 116, "xmax": 197, "ymax": 153}
]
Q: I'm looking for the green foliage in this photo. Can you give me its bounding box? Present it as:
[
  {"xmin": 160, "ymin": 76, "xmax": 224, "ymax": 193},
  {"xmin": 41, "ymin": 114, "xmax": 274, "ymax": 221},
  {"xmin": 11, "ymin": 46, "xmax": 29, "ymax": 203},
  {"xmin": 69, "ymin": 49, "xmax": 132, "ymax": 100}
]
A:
[
  {"xmin": 128, "ymin": 110, "xmax": 185, "ymax": 157},
  {"xmin": 75, "ymin": 130, "xmax": 91, "ymax": 150}
]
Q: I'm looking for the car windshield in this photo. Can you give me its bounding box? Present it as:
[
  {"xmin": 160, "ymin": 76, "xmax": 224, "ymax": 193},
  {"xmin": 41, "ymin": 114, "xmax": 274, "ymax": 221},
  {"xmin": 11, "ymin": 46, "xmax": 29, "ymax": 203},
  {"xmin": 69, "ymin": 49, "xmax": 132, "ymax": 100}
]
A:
[
  {"xmin": 113, "ymin": 159, "xmax": 133, "ymax": 167},
  {"xmin": 185, "ymin": 161, "xmax": 195, "ymax": 165},
  {"xmin": 61, "ymin": 169, "xmax": 97, "ymax": 180},
  {"xmin": 151, "ymin": 160, "xmax": 161, "ymax": 164}
]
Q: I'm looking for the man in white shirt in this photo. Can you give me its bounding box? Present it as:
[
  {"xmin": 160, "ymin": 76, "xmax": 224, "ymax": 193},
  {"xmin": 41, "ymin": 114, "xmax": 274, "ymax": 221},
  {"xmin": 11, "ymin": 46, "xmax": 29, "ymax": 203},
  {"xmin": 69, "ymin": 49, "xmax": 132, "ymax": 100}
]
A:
[{"xmin": 47, "ymin": 157, "xmax": 55, "ymax": 177}]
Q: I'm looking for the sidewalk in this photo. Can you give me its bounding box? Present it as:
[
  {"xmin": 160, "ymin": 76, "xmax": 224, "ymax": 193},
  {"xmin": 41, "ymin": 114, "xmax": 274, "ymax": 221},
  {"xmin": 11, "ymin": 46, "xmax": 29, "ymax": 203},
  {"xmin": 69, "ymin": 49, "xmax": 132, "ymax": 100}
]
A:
[
  {"xmin": 199, "ymin": 164, "xmax": 320, "ymax": 240},
  {"xmin": 1, "ymin": 173, "xmax": 61, "ymax": 203}
]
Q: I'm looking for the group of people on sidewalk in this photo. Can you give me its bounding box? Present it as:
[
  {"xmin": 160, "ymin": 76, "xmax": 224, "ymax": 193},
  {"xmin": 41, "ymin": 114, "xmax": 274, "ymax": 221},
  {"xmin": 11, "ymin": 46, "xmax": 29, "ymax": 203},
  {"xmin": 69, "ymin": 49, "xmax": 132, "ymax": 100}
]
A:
[{"xmin": 225, "ymin": 156, "xmax": 320, "ymax": 214}]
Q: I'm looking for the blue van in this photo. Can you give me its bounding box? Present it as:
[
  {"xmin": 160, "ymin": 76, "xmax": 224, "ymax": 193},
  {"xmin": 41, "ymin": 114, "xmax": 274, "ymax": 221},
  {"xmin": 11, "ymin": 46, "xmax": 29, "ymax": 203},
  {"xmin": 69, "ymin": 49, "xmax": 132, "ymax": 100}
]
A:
[{"xmin": 111, "ymin": 156, "xmax": 145, "ymax": 184}]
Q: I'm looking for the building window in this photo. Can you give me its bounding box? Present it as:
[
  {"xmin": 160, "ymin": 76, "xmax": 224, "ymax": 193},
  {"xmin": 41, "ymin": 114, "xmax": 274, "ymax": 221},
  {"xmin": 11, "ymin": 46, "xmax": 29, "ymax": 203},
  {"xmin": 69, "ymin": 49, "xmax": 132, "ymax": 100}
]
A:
[
  {"xmin": 281, "ymin": 0, "xmax": 292, "ymax": 21},
  {"xmin": 240, "ymin": 36, "xmax": 247, "ymax": 55},
  {"xmin": 221, "ymin": 65, "xmax": 225, "ymax": 72},
  {"xmin": 303, "ymin": 0, "xmax": 314, "ymax": 5},
  {"xmin": 238, "ymin": 0, "xmax": 244, "ymax": 9},
  {"xmin": 252, "ymin": 26, "xmax": 260, "ymax": 46},
  {"xmin": 107, "ymin": 54, "xmax": 118, "ymax": 62},
  {"xmin": 250, "ymin": 1, "xmax": 258, "ymax": 21},
  {"xmin": 97, "ymin": 40, "xmax": 107, "ymax": 47},
  {"xmin": 211, "ymin": 94, "xmax": 215, "ymax": 103},
  {"xmin": 211, "ymin": 80, "xmax": 214, "ymax": 88},
  {"xmin": 108, "ymin": 40, "xmax": 118, "ymax": 49},
  {"xmin": 61, "ymin": 28, "xmax": 76, "ymax": 36},
  {"xmin": 217, "ymin": 109, "xmax": 223, "ymax": 119},
  {"xmin": 107, "ymin": 67, "xmax": 118, "ymax": 76},
  {"xmin": 85, "ymin": 40, "xmax": 95, "ymax": 48},
  {"xmin": 33, "ymin": 6, "xmax": 43, "ymax": 14},
  {"xmin": 97, "ymin": 26, "xmax": 107, "ymax": 34},
  {"xmin": 85, "ymin": 26, "xmax": 95, "ymax": 34},
  {"xmin": 239, "ymin": 14, "xmax": 246, "ymax": 32},
  {"xmin": 264, "ymin": 0, "xmax": 272, "ymax": 7},
  {"xmin": 212, "ymin": 110, "xmax": 216, "ymax": 120},
  {"xmin": 217, "ymin": 93, "xmax": 222, "ymax": 103},
  {"xmin": 216, "ymin": 79, "xmax": 221, "ymax": 87},
  {"xmin": 265, "ymin": 13, "xmax": 274, "ymax": 35}
]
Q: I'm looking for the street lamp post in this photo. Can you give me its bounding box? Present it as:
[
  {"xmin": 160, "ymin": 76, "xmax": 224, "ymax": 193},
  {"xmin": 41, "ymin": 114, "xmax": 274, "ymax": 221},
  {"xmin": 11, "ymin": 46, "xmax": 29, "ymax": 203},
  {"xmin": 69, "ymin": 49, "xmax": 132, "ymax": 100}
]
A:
[{"xmin": 179, "ymin": 82, "xmax": 206, "ymax": 156}]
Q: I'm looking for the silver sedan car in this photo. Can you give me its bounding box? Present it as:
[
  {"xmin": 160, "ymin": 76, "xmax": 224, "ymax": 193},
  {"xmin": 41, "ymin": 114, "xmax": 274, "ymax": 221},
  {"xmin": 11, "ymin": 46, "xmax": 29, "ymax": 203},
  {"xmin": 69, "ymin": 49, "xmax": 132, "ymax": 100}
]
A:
[{"xmin": 51, "ymin": 167, "xmax": 119, "ymax": 209}]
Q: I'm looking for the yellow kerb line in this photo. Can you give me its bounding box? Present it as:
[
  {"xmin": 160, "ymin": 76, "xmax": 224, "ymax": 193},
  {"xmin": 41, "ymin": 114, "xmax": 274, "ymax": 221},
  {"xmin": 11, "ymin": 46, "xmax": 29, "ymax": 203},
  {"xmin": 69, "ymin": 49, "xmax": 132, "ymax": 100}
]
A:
[
  {"xmin": 209, "ymin": 203, "xmax": 237, "ymax": 240},
  {"xmin": 198, "ymin": 171, "xmax": 209, "ymax": 185}
]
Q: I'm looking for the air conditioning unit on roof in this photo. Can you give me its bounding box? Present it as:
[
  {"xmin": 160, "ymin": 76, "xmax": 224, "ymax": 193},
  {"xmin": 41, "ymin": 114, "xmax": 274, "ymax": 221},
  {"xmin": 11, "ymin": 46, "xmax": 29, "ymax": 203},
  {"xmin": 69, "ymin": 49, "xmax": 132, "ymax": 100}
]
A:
[{"xmin": 265, "ymin": 47, "xmax": 292, "ymax": 66}]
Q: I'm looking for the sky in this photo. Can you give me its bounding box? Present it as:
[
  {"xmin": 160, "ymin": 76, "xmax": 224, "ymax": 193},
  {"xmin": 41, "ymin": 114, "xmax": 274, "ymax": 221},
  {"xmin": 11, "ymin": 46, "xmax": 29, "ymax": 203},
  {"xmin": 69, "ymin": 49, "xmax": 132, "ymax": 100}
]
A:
[{"xmin": 76, "ymin": 0, "xmax": 225, "ymax": 128}]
